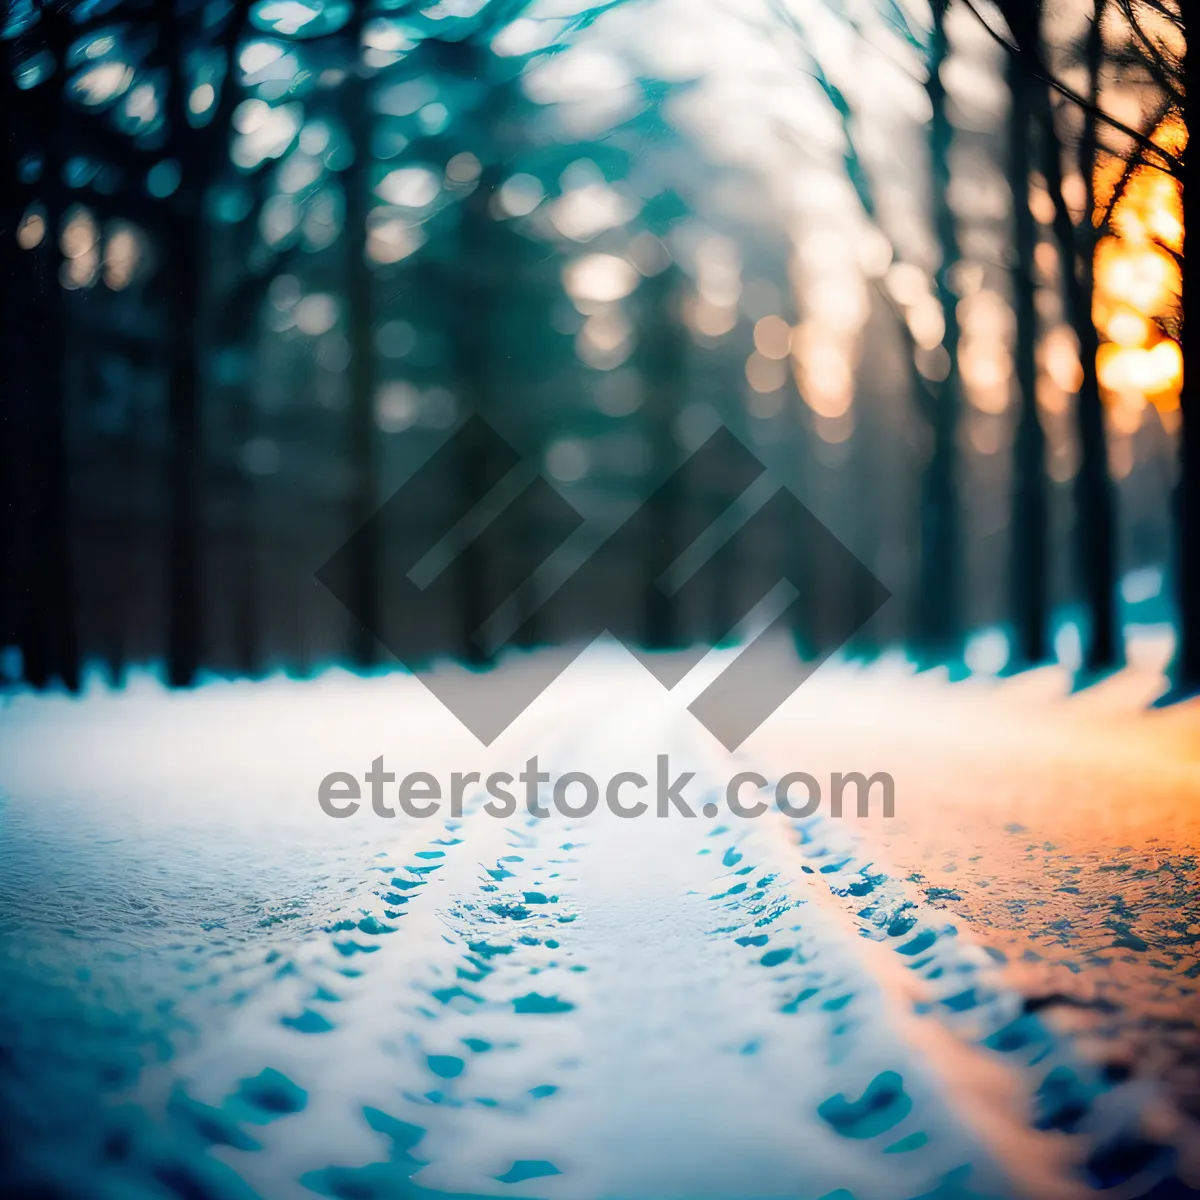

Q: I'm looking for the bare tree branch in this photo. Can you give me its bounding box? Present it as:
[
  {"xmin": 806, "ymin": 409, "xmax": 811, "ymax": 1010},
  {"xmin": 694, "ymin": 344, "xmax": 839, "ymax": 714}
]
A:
[
  {"xmin": 1095, "ymin": 97, "xmax": 1179, "ymax": 227},
  {"xmin": 1112, "ymin": 0, "xmax": 1185, "ymax": 103},
  {"xmin": 961, "ymin": 0, "xmax": 1184, "ymax": 178}
]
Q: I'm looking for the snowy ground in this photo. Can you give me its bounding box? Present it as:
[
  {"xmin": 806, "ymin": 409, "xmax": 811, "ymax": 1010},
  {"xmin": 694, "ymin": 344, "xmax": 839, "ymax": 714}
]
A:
[{"xmin": 1, "ymin": 640, "xmax": 1198, "ymax": 1200}]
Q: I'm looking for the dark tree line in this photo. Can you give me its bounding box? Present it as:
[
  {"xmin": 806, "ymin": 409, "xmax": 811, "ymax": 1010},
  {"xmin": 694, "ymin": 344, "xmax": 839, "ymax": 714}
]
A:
[
  {"xmin": 836, "ymin": 0, "xmax": 1191, "ymax": 689},
  {"xmin": 1, "ymin": 0, "xmax": 1194, "ymax": 695},
  {"xmin": 982, "ymin": 0, "xmax": 1196, "ymax": 690}
]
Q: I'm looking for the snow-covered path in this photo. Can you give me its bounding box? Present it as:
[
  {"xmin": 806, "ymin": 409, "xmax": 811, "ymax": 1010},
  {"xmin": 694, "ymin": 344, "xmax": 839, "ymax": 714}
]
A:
[{"xmin": 1, "ymin": 647, "xmax": 1197, "ymax": 1199}]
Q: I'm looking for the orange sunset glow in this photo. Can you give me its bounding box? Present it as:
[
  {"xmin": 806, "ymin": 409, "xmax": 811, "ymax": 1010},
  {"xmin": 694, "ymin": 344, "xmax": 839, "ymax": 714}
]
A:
[{"xmin": 1094, "ymin": 112, "xmax": 1185, "ymax": 420}]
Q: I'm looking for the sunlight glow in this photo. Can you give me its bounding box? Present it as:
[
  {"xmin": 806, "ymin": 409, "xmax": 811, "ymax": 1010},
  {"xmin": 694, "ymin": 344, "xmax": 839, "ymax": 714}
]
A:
[
  {"xmin": 577, "ymin": 310, "xmax": 634, "ymax": 370},
  {"xmin": 377, "ymin": 166, "xmax": 440, "ymax": 208},
  {"xmin": 549, "ymin": 162, "xmax": 638, "ymax": 242},
  {"xmin": 72, "ymin": 62, "xmax": 133, "ymax": 107},
  {"xmin": 188, "ymin": 83, "xmax": 216, "ymax": 115},
  {"xmin": 753, "ymin": 315, "xmax": 793, "ymax": 360},
  {"xmin": 497, "ymin": 173, "xmax": 545, "ymax": 218},
  {"xmin": 16, "ymin": 206, "xmax": 45, "ymax": 250},
  {"xmin": 103, "ymin": 224, "xmax": 142, "ymax": 290},
  {"xmin": 1092, "ymin": 111, "xmax": 1185, "ymax": 412},
  {"xmin": 792, "ymin": 323, "xmax": 853, "ymax": 419},
  {"xmin": 366, "ymin": 214, "xmax": 425, "ymax": 264},
  {"xmin": 564, "ymin": 255, "xmax": 639, "ymax": 306},
  {"xmin": 60, "ymin": 208, "xmax": 99, "ymax": 289}
]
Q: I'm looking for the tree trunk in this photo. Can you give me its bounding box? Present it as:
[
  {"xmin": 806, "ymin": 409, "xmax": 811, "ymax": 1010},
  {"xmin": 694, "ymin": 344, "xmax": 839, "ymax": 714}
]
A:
[
  {"xmin": 642, "ymin": 263, "xmax": 687, "ymax": 651},
  {"xmin": 916, "ymin": 0, "xmax": 963, "ymax": 659},
  {"xmin": 227, "ymin": 299, "xmax": 261, "ymax": 679},
  {"xmin": 20, "ymin": 6, "xmax": 80, "ymax": 691},
  {"xmin": 1037, "ymin": 41, "xmax": 1119, "ymax": 673},
  {"xmin": 1078, "ymin": 0, "xmax": 1120, "ymax": 672},
  {"xmin": 23, "ymin": 226, "xmax": 78, "ymax": 691},
  {"xmin": 993, "ymin": 0, "xmax": 1118, "ymax": 671},
  {"xmin": 163, "ymin": 209, "xmax": 204, "ymax": 687},
  {"xmin": 0, "ymin": 60, "xmax": 16, "ymax": 663},
  {"xmin": 343, "ymin": 18, "xmax": 380, "ymax": 669},
  {"xmin": 452, "ymin": 161, "xmax": 505, "ymax": 667},
  {"xmin": 1178, "ymin": 16, "xmax": 1200, "ymax": 691},
  {"xmin": 155, "ymin": 0, "xmax": 204, "ymax": 686},
  {"xmin": 1008, "ymin": 52, "xmax": 1049, "ymax": 664}
]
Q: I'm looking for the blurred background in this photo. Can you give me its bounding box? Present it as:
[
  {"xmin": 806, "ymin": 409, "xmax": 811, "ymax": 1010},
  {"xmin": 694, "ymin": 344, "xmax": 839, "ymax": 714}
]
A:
[
  {"xmin": 0, "ymin": 0, "xmax": 1193, "ymax": 691},
  {"xmin": 4, "ymin": 6, "xmax": 1200, "ymax": 1199}
]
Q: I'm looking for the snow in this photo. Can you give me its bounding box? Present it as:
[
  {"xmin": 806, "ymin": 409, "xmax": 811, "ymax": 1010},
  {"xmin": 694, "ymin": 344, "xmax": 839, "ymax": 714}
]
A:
[{"xmin": 1, "ymin": 639, "xmax": 1198, "ymax": 1198}]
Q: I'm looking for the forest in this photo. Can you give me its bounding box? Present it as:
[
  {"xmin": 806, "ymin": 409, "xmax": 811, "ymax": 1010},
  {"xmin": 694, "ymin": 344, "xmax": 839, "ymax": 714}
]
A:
[
  {"xmin": 4, "ymin": 6, "xmax": 1200, "ymax": 1200},
  {"xmin": 0, "ymin": 0, "xmax": 1194, "ymax": 698}
]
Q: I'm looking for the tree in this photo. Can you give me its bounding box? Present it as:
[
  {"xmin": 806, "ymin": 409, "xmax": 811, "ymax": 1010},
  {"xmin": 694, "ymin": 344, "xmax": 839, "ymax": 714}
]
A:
[
  {"xmin": 917, "ymin": 0, "xmax": 966, "ymax": 662},
  {"xmin": 1103, "ymin": 0, "xmax": 1200, "ymax": 692},
  {"xmin": 5, "ymin": 0, "xmax": 91, "ymax": 692},
  {"xmin": 339, "ymin": 0, "xmax": 380, "ymax": 669},
  {"xmin": 9, "ymin": 0, "xmax": 259, "ymax": 687},
  {"xmin": 151, "ymin": 0, "xmax": 255, "ymax": 686},
  {"xmin": 1177, "ymin": 5, "xmax": 1200, "ymax": 693},
  {"xmin": 990, "ymin": 0, "xmax": 1120, "ymax": 675},
  {"xmin": 971, "ymin": 0, "xmax": 1196, "ymax": 687},
  {"xmin": 1007, "ymin": 42, "xmax": 1049, "ymax": 665},
  {"xmin": 772, "ymin": 0, "xmax": 965, "ymax": 662}
]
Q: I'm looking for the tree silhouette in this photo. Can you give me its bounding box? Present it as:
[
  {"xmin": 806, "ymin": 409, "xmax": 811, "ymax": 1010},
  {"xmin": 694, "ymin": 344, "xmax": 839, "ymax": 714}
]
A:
[
  {"xmin": 916, "ymin": 0, "xmax": 965, "ymax": 662},
  {"xmin": 771, "ymin": 0, "xmax": 965, "ymax": 662},
  {"xmin": 989, "ymin": 0, "xmax": 1119, "ymax": 675},
  {"xmin": 986, "ymin": 0, "xmax": 1197, "ymax": 688},
  {"xmin": 1007, "ymin": 43, "xmax": 1048, "ymax": 666}
]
